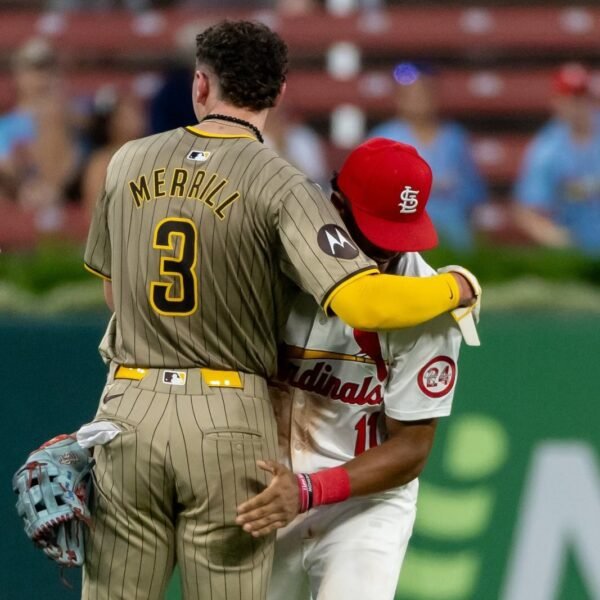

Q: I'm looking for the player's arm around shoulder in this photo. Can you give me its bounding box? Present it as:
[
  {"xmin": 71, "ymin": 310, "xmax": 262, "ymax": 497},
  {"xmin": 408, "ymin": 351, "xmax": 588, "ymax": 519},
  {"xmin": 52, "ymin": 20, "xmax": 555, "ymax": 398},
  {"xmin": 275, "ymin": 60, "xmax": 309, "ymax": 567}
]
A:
[
  {"xmin": 273, "ymin": 177, "xmax": 478, "ymax": 332},
  {"xmin": 327, "ymin": 248, "xmax": 479, "ymax": 332}
]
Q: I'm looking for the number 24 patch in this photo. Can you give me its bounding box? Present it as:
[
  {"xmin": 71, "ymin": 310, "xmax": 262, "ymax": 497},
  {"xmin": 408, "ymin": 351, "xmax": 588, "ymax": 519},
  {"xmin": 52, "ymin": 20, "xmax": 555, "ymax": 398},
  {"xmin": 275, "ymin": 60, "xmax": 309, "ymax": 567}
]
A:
[{"xmin": 418, "ymin": 356, "xmax": 456, "ymax": 398}]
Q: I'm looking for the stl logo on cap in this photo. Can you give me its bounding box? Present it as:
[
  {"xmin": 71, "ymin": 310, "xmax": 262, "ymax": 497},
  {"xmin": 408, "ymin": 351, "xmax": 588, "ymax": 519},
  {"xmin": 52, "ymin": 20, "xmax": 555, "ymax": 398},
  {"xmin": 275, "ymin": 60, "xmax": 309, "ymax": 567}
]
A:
[
  {"xmin": 399, "ymin": 186, "xmax": 419, "ymax": 214},
  {"xmin": 337, "ymin": 138, "xmax": 437, "ymax": 252}
]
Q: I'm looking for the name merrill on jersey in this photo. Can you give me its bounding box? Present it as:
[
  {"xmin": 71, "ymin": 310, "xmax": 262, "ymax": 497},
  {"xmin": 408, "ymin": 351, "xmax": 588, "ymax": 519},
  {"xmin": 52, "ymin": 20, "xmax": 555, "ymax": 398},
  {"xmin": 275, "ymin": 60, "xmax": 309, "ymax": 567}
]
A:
[
  {"xmin": 128, "ymin": 167, "xmax": 240, "ymax": 220},
  {"xmin": 281, "ymin": 359, "xmax": 384, "ymax": 406}
]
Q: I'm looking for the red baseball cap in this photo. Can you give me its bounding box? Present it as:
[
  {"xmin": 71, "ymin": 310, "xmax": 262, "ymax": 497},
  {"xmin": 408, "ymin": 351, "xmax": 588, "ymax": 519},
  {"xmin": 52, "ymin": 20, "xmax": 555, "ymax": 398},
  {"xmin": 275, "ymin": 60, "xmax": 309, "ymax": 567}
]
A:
[
  {"xmin": 337, "ymin": 138, "xmax": 437, "ymax": 252},
  {"xmin": 553, "ymin": 63, "xmax": 590, "ymax": 96}
]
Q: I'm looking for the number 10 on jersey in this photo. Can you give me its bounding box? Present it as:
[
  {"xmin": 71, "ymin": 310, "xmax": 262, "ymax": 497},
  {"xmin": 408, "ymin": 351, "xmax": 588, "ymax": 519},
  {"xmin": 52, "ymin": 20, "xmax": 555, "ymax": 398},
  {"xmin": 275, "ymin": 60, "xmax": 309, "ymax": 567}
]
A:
[{"xmin": 354, "ymin": 411, "xmax": 381, "ymax": 456}]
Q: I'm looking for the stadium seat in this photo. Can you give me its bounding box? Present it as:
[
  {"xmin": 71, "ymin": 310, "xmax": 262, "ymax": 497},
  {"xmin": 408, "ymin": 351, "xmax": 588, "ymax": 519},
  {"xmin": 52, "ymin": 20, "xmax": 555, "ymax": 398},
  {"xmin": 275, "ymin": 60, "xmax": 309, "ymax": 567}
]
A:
[
  {"xmin": 0, "ymin": 68, "xmax": 575, "ymax": 118},
  {"xmin": 284, "ymin": 69, "xmax": 562, "ymax": 118},
  {"xmin": 0, "ymin": 201, "xmax": 88, "ymax": 250},
  {"xmin": 0, "ymin": 71, "xmax": 163, "ymax": 110},
  {"xmin": 0, "ymin": 4, "xmax": 594, "ymax": 252},
  {"xmin": 0, "ymin": 7, "xmax": 599, "ymax": 58},
  {"xmin": 470, "ymin": 134, "xmax": 528, "ymax": 186}
]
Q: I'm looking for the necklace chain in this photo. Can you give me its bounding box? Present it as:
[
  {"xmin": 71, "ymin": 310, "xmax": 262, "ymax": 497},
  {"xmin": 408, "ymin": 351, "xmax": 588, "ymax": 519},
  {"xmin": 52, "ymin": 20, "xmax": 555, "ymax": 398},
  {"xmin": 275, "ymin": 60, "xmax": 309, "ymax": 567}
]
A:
[{"xmin": 200, "ymin": 113, "xmax": 264, "ymax": 144}]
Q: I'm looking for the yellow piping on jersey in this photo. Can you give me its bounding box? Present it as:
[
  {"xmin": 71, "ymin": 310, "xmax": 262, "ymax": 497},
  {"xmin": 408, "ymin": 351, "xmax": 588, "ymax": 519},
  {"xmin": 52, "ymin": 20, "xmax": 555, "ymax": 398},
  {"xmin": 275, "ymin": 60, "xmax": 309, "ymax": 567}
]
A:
[
  {"xmin": 84, "ymin": 263, "xmax": 111, "ymax": 281},
  {"xmin": 185, "ymin": 126, "xmax": 257, "ymax": 141},
  {"xmin": 285, "ymin": 344, "xmax": 376, "ymax": 365}
]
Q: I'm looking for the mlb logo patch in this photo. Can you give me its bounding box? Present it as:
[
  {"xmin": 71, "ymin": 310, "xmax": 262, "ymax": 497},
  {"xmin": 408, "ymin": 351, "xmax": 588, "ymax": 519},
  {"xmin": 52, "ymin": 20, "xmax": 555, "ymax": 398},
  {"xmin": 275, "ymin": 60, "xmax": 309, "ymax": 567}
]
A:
[
  {"xmin": 163, "ymin": 370, "xmax": 186, "ymax": 385},
  {"xmin": 187, "ymin": 150, "xmax": 211, "ymax": 162}
]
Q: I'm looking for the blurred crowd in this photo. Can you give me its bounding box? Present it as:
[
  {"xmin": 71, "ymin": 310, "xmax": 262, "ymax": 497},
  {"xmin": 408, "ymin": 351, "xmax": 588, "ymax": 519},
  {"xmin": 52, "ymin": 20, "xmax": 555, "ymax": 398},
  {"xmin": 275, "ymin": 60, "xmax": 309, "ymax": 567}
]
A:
[
  {"xmin": 370, "ymin": 61, "xmax": 600, "ymax": 256},
  {"xmin": 0, "ymin": 37, "xmax": 599, "ymax": 257},
  {"xmin": 44, "ymin": 0, "xmax": 319, "ymax": 14}
]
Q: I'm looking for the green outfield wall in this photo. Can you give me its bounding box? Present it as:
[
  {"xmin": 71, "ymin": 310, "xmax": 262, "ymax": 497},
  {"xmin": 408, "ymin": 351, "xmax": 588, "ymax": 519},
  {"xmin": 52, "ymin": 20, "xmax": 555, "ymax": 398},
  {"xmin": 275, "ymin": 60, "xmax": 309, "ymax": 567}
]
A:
[{"xmin": 1, "ymin": 312, "xmax": 599, "ymax": 600}]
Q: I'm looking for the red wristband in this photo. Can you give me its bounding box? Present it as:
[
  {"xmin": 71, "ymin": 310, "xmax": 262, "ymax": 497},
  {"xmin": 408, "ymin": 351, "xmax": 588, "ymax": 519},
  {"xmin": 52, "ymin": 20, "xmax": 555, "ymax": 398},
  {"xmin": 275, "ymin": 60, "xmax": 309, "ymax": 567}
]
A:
[
  {"xmin": 309, "ymin": 466, "xmax": 351, "ymax": 507},
  {"xmin": 296, "ymin": 474, "xmax": 312, "ymax": 513}
]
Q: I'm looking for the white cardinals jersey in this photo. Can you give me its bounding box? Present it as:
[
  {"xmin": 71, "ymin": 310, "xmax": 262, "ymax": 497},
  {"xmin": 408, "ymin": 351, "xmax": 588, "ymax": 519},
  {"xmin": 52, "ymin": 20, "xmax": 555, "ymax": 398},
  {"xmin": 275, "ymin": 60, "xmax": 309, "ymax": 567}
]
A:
[
  {"xmin": 275, "ymin": 252, "xmax": 463, "ymax": 478},
  {"xmin": 269, "ymin": 253, "xmax": 465, "ymax": 600}
]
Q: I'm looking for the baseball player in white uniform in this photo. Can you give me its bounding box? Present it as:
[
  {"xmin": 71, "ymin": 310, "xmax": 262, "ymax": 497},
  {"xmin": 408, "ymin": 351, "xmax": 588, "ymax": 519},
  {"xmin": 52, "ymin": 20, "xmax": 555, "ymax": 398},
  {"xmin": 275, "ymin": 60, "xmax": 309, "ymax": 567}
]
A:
[{"xmin": 236, "ymin": 138, "xmax": 480, "ymax": 600}]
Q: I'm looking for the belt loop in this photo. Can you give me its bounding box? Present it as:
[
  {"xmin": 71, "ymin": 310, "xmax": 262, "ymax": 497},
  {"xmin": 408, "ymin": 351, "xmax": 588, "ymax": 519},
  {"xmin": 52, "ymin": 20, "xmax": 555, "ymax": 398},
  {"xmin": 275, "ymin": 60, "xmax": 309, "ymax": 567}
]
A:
[
  {"xmin": 115, "ymin": 366, "xmax": 148, "ymax": 381},
  {"xmin": 200, "ymin": 369, "xmax": 243, "ymax": 388}
]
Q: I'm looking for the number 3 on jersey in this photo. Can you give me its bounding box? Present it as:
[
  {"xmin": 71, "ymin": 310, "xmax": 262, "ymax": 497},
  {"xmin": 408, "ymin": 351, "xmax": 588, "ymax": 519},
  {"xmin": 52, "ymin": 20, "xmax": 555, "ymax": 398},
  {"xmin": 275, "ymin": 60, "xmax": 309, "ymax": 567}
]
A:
[{"xmin": 150, "ymin": 217, "xmax": 198, "ymax": 316}]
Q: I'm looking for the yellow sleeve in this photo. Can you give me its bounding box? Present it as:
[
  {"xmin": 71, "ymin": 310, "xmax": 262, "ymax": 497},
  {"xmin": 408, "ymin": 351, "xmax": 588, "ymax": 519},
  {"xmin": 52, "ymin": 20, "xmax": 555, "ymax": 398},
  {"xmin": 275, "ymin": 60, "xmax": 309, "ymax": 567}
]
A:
[{"xmin": 328, "ymin": 272, "xmax": 460, "ymax": 330}]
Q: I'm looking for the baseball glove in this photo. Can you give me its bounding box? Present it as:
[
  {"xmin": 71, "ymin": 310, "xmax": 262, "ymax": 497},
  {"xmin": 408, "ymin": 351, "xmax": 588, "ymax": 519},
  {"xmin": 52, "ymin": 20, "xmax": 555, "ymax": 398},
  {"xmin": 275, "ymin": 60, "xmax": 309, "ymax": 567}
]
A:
[
  {"xmin": 438, "ymin": 265, "xmax": 481, "ymax": 346},
  {"xmin": 13, "ymin": 434, "xmax": 94, "ymax": 567}
]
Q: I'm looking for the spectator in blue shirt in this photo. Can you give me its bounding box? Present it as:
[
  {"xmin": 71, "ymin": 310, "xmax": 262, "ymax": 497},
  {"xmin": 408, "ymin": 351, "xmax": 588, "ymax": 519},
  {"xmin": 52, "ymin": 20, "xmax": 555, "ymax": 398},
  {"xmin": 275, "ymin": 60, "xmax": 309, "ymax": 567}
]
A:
[
  {"xmin": 0, "ymin": 39, "xmax": 78, "ymax": 209},
  {"xmin": 369, "ymin": 63, "xmax": 487, "ymax": 251},
  {"xmin": 514, "ymin": 63, "xmax": 600, "ymax": 256}
]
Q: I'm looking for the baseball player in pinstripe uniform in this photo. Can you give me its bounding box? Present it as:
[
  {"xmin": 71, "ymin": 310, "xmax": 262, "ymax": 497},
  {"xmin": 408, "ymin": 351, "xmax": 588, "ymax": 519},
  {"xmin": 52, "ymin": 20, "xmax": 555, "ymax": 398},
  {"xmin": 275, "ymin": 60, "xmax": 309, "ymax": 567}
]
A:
[
  {"xmin": 82, "ymin": 21, "xmax": 477, "ymax": 600},
  {"xmin": 236, "ymin": 139, "xmax": 480, "ymax": 600}
]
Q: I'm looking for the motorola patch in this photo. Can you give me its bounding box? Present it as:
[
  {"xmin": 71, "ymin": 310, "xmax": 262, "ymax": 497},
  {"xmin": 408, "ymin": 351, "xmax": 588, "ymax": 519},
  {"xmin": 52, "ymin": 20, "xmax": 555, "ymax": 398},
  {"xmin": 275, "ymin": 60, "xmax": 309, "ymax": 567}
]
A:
[{"xmin": 317, "ymin": 224, "xmax": 359, "ymax": 259}]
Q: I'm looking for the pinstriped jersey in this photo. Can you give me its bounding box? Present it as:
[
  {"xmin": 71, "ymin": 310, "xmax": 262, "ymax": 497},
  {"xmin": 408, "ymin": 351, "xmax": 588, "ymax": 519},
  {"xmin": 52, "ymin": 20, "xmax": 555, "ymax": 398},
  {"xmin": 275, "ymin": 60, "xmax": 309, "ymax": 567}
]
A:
[{"xmin": 84, "ymin": 126, "xmax": 376, "ymax": 375}]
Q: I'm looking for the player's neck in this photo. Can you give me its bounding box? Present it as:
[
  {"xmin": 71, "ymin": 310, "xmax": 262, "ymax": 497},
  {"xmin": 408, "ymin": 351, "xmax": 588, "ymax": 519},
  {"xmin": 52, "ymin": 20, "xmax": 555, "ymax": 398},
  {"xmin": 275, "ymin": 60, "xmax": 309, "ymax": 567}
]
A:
[{"xmin": 198, "ymin": 103, "xmax": 267, "ymax": 138}]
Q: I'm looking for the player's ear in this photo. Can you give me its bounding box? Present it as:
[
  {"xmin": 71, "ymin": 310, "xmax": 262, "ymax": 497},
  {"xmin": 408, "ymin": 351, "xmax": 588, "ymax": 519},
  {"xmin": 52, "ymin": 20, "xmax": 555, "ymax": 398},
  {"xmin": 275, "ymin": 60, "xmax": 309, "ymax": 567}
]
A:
[
  {"xmin": 331, "ymin": 191, "xmax": 347, "ymax": 215},
  {"xmin": 274, "ymin": 81, "xmax": 287, "ymax": 108},
  {"xmin": 194, "ymin": 69, "xmax": 211, "ymax": 106}
]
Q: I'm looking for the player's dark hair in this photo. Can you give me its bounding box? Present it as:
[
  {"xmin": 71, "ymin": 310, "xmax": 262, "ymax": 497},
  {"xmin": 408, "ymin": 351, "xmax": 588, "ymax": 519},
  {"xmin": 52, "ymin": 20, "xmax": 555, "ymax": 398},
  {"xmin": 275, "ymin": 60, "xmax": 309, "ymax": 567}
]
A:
[
  {"xmin": 330, "ymin": 173, "xmax": 340, "ymax": 193},
  {"xmin": 196, "ymin": 20, "xmax": 288, "ymax": 111}
]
